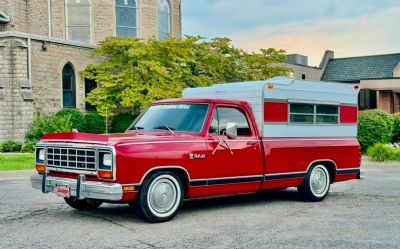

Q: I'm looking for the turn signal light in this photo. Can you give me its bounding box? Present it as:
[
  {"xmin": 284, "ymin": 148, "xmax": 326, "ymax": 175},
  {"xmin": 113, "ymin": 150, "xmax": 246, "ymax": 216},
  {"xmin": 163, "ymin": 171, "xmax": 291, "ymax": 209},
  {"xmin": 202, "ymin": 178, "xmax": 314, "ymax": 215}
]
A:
[
  {"xmin": 267, "ymin": 83, "xmax": 274, "ymax": 89},
  {"xmin": 123, "ymin": 185, "xmax": 135, "ymax": 192},
  {"xmin": 98, "ymin": 170, "xmax": 113, "ymax": 179},
  {"xmin": 35, "ymin": 164, "xmax": 46, "ymax": 173}
]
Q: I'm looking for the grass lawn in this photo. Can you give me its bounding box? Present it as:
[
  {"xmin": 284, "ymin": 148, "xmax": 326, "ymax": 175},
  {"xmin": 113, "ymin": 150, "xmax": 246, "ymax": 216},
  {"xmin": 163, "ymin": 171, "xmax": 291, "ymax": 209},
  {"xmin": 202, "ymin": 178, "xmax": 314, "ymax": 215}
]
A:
[{"xmin": 0, "ymin": 153, "xmax": 35, "ymax": 171}]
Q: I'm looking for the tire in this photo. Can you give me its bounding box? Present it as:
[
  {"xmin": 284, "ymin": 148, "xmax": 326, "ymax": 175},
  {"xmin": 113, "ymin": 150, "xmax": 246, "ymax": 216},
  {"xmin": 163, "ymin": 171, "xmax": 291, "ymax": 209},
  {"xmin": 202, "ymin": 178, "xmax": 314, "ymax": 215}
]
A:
[
  {"xmin": 64, "ymin": 197, "xmax": 103, "ymax": 210},
  {"xmin": 136, "ymin": 171, "xmax": 184, "ymax": 223},
  {"xmin": 298, "ymin": 164, "xmax": 330, "ymax": 201}
]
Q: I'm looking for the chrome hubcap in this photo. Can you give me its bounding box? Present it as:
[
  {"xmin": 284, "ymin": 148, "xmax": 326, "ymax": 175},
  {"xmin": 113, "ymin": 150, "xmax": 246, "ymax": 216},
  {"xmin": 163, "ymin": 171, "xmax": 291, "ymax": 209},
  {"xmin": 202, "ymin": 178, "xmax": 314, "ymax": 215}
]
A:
[
  {"xmin": 148, "ymin": 176, "xmax": 179, "ymax": 216},
  {"xmin": 310, "ymin": 166, "xmax": 328, "ymax": 196}
]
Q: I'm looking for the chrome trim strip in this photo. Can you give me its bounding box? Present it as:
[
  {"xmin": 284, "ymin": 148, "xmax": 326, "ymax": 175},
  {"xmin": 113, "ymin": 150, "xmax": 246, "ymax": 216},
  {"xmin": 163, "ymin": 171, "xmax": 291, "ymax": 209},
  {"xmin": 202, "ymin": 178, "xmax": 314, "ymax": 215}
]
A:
[
  {"xmin": 117, "ymin": 139, "xmax": 261, "ymax": 147},
  {"xmin": 190, "ymin": 175, "xmax": 264, "ymax": 187},
  {"xmin": 41, "ymin": 139, "xmax": 108, "ymax": 145},
  {"xmin": 31, "ymin": 174, "xmax": 123, "ymax": 201}
]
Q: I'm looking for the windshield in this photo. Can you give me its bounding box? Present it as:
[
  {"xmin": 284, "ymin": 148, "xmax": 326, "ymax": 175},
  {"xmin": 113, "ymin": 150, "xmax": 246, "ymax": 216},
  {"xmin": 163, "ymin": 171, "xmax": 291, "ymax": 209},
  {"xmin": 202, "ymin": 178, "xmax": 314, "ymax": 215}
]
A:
[{"xmin": 130, "ymin": 104, "xmax": 209, "ymax": 133}]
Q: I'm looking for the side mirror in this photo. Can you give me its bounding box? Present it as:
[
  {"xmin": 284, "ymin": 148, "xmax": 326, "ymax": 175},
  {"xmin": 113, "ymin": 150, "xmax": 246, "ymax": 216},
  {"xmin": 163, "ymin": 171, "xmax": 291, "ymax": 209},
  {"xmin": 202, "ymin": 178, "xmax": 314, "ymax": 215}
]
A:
[{"xmin": 226, "ymin": 122, "xmax": 238, "ymax": 139}]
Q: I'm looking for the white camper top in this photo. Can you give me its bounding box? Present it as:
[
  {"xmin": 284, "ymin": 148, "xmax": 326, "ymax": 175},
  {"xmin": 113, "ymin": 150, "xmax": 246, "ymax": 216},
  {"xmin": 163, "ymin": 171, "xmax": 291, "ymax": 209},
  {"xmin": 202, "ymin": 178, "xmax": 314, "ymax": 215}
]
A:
[{"xmin": 182, "ymin": 77, "xmax": 360, "ymax": 138}]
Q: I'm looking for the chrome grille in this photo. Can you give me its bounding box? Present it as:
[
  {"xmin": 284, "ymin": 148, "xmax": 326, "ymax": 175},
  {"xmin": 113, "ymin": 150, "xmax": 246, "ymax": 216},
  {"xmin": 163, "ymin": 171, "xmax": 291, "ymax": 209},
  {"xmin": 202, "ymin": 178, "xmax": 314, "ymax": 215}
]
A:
[{"xmin": 46, "ymin": 147, "xmax": 96, "ymax": 171}]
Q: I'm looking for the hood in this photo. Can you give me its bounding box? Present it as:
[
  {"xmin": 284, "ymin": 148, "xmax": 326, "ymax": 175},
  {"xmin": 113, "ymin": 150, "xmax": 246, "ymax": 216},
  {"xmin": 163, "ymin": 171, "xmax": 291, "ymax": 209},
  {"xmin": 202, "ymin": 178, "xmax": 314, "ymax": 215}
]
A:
[{"xmin": 41, "ymin": 131, "xmax": 201, "ymax": 146}]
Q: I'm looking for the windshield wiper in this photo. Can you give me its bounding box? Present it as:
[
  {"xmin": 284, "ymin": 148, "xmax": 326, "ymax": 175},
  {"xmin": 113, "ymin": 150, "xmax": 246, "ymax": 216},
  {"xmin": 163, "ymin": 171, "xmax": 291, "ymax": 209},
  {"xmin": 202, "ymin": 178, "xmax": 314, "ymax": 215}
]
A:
[
  {"xmin": 130, "ymin": 126, "xmax": 144, "ymax": 134},
  {"xmin": 153, "ymin": 125, "xmax": 176, "ymax": 135}
]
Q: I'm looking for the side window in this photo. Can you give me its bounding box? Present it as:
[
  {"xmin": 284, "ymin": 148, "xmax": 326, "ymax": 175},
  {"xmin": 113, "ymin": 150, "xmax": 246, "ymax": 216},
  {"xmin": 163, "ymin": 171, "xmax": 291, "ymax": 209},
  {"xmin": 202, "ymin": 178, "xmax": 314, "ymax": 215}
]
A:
[
  {"xmin": 289, "ymin": 103, "xmax": 339, "ymax": 124},
  {"xmin": 210, "ymin": 107, "xmax": 251, "ymax": 136}
]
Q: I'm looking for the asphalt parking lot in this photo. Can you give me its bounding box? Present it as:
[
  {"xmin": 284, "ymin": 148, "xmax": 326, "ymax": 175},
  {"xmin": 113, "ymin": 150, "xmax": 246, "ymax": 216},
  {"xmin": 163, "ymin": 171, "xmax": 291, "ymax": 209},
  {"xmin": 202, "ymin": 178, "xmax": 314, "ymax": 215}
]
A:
[{"xmin": 1, "ymin": 158, "xmax": 399, "ymax": 249}]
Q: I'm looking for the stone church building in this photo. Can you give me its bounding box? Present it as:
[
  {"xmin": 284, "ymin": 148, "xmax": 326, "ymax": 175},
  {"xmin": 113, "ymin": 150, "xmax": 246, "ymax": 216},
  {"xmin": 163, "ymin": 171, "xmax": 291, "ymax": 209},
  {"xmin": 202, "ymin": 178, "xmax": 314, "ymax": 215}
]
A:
[{"xmin": 0, "ymin": 0, "xmax": 182, "ymax": 142}]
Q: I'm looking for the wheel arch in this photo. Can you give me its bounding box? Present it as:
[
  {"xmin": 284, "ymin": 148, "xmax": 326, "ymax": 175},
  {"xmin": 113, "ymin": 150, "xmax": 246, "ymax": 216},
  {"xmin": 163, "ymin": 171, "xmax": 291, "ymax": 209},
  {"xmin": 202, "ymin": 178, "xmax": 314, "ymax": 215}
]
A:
[
  {"xmin": 140, "ymin": 166, "xmax": 190, "ymax": 197},
  {"xmin": 307, "ymin": 159, "xmax": 337, "ymax": 183}
]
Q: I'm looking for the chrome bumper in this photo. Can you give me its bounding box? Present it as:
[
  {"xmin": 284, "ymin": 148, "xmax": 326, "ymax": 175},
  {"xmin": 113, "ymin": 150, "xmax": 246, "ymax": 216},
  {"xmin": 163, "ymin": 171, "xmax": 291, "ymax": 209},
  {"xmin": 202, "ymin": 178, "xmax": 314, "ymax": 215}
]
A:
[
  {"xmin": 358, "ymin": 169, "xmax": 365, "ymax": 180},
  {"xmin": 30, "ymin": 173, "xmax": 123, "ymax": 201}
]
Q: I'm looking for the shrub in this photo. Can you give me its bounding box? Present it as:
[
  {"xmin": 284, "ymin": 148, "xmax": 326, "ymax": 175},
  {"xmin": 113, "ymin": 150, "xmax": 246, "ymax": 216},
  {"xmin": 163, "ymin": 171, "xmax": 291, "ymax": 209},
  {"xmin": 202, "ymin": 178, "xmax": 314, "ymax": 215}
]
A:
[
  {"xmin": 25, "ymin": 114, "xmax": 72, "ymax": 142},
  {"xmin": 21, "ymin": 141, "xmax": 36, "ymax": 153},
  {"xmin": 358, "ymin": 110, "xmax": 393, "ymax": 151},
  {"xmin": 55, "ymin": 109, "xmax": 87, "ymax": 132},
  {"xmin": 367, "ymin": 143, "xmax": 394, "ymax": 162},
  {"xmin": 0, "ymin": 141, "xmax": 22, "ymax": 152},
  {"xmin": 111, "ymin": 113, "xmax": 137, "ymax": 133},
  {"xmin": 84, "ymin": 112, "xmax": 105, "ymax": 134},
  {"xmin": 391, "ymin": 113, "xmax": 400, "ymax": 142}
]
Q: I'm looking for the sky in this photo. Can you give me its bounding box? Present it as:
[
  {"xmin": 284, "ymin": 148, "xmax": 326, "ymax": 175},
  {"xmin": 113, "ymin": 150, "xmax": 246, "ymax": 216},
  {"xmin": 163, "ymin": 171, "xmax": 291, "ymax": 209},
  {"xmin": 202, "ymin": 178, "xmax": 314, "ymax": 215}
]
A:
[{"xmin": 182, "ymin": 0, "xmax": 400, "ymax": 66}]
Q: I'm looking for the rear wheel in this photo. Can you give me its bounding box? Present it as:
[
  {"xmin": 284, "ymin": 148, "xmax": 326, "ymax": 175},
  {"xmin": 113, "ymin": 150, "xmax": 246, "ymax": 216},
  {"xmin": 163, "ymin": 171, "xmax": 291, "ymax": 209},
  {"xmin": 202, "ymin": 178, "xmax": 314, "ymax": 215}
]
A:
[
  {"xmin": 136, "ymin": 171, "xmax": 183, "ymax": 223},
  {"xmin": 64, "ymin": 197, "xmax": 103, "ymax": 210},
  {"xmin": 298, "ymin": 164, "xmax": 330, "ymax": 201}
]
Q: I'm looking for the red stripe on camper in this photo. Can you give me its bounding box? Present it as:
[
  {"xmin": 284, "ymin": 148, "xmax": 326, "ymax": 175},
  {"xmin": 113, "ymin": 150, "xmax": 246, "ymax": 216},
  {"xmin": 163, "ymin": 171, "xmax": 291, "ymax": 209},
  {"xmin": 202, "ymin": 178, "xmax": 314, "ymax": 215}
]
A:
[
  {"xmin": 264, "ymin": 102, "xmax": 288, "ymax": 122},
  {"xmin": 340, "ymin": 106, "xmax": 358, "ymax": 124}
]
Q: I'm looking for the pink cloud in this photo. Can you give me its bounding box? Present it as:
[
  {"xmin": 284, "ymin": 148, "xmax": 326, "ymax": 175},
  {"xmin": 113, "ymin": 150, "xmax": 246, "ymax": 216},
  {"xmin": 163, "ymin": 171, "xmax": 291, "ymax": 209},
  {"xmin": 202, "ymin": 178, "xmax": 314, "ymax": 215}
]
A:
[{"xmin": 229, "ymin": 7, "xmax": 400, "ymax": 66}]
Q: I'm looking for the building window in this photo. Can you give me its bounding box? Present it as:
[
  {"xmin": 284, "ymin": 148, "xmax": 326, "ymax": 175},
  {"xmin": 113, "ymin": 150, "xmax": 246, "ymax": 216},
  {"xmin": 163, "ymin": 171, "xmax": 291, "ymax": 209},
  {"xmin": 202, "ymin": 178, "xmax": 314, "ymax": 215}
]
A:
[
  {"xmin": 359, "ymin": 89, "xmax": 377, "ymax": 110},
  {"xmin": 85, "ymin": 79, "xmax": 96, "ymax": 110},
  {"xmin": 116, "ymin": 0, "xmax": 138, "ymax": 38},
  {"xmin": 62, "ymin": 64, "xmax": 76, "ymax": 108},
  {"xmin": 289, "ymin": 103, "xmax": 338, "ymax": 124},
  {"xmin": 157, "ymin": 0, "xmax": 171, "ymax": 40},
  {"xmin": 301, "ymin": 74, "xmax": 306, "ymax": 80},
  {"xmin": 65, "ymin": 0, "xmax": 91, "ymax": 43}
]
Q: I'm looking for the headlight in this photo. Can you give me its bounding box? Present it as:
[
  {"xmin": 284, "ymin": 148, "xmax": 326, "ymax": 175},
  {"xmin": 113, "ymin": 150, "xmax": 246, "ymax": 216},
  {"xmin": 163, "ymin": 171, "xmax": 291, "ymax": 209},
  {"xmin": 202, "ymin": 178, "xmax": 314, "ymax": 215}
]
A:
[
  {"xmin": 103, "ymin": 153, "xmax": 112, "ymax": 167},
  {"xmin": 39, "ymin": 149, "xmax": 45, "ymax": 161},
  {"xmin": 99, "ymin": 151, "xmax": 113, "ymax": 171},
  {"xmin": 36, "ymin": 148, "xmax": 45, "ymax": 164}
]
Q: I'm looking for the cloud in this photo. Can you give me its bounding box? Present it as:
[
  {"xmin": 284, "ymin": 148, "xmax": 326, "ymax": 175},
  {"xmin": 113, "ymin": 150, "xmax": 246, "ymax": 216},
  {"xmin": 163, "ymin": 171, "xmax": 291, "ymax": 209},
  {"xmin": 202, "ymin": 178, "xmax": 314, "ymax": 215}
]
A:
[{"xmin": 228, "ymin": 7, "xmax": 400, "ymax": 66}]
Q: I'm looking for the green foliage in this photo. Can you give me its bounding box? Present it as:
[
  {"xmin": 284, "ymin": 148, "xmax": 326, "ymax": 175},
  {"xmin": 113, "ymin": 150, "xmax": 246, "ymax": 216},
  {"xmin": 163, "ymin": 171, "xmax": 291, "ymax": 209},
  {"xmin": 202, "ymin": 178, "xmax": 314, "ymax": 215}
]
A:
[
  {"xmin": 367, "ymin": 143, "xmax": 394, "ymax": 162},
  {"xmin": 391, "ymin": 113, "xmax": 400, "ymax": 142},
  {"xmin": 111, "ymin": 112, "xmax": 137, "ymax": 133},
  {"xmin": 25, "ymin": 114, "xmax": 72, "ymax": 142},
  {"xmin": 21, "ymin": 141, "xmax": 36, "ymax": 153},
  {"xmin": 0, "ymin": 141, "xmax": 22, "ymax": 152},
  {"xmin": 357, "ymin": 110, "xmax": 393, "ymax": 151},
  {"xmin": 81, "ymin": 36, "xmax": 290, "ymax": 116},
  {"xmin": 84, "ymin": 112, "xmax": 106, "ymax": 134},
  {"xmin": 55, "ymin": 109, "xmax": 87, "ymax": 132}
]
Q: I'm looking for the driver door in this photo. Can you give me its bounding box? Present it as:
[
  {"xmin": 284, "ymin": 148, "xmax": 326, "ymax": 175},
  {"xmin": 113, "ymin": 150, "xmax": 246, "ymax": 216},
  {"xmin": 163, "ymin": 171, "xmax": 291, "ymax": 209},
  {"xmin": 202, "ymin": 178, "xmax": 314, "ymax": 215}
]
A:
[{"xmin": 193, "ymin": 105, "xmax": 264, "ymax": 197}]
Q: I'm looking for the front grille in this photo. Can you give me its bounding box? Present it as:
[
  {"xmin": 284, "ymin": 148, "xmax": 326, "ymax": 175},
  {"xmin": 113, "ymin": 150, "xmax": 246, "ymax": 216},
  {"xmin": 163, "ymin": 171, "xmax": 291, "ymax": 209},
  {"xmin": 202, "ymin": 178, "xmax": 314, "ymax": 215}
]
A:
[{"xmin": 46, "ymin": 147, "xmax": 96, "ymax": 171}]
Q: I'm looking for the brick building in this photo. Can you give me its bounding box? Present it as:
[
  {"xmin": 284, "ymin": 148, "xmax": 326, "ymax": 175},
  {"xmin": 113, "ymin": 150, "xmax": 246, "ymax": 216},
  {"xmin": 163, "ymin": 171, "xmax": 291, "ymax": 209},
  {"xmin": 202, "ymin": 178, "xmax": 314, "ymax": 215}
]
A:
[{"xmin": 0, "ymin": 0, "xmax": 182, "ymax": 142}]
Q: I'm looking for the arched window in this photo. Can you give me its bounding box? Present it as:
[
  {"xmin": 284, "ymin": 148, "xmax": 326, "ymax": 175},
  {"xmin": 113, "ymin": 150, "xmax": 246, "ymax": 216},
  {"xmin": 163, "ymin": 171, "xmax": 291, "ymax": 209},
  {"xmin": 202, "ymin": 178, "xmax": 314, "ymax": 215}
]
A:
[
  {"xmin": 116, "ymin": 0, "xmax": 138, "ymax": 38},
  {"xmin": 65, "ymin": 0, "xmax": 91, "ymax": 43},
  {"xmin": 157, "ymin": 0, "xmax": 170, "ymax": 40},
  {"xmin": 62, "ymin": 64, "xmax": 76, "ymax": 108}
]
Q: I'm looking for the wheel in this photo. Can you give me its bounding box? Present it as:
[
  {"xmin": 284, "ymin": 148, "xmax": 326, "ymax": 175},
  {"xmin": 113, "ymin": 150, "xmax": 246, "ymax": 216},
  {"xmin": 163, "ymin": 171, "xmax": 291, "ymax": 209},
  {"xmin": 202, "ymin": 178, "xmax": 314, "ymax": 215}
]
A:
[
  {"xmin": 136, "ymin": 171, "xmax": 184, "ymax": 223},
  {"xmin": 298, "ymin": 164, "xmax": 330, "ymax": 201},
  {"xmin": 64, "ymin": 197, "xmax": 103, "ymax": 210}
]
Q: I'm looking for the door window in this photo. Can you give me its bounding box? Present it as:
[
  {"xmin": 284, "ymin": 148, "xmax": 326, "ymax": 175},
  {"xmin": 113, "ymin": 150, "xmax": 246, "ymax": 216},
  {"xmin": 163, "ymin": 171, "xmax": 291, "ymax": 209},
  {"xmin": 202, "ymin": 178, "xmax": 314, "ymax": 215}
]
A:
[{"xmin": 210, "ymin": 107, "xmax": 251, "ymax": 136}]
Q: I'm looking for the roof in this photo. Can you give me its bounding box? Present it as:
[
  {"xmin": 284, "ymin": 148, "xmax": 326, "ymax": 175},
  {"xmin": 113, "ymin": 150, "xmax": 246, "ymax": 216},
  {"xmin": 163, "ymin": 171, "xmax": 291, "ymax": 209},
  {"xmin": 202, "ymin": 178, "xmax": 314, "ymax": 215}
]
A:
[{"xmin": 322, "ymin": 53, "xmax": 400, "ymax": 82}]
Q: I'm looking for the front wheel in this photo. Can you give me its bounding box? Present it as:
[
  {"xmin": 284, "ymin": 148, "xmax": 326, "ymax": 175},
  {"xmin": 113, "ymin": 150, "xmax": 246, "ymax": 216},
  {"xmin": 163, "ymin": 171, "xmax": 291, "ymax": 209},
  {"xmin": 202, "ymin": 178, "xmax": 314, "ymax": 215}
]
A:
[
  {"xmin": 64, "ymin": 197, "xmax": 103, "ymax": 210},
  {"xmin": 136, "ymin": 171, "xmax": 184, "ymax": 223},
  {"xmin": 298, "ymin": 164, "xmax": 330, "ymax": 201}
]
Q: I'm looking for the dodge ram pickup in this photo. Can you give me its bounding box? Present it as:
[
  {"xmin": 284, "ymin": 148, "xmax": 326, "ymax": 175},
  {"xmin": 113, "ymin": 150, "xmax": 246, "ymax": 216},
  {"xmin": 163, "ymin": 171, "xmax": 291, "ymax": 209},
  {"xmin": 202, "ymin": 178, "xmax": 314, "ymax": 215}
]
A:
[{"xmin": 31, "ymin": 77, "xmax": 363, "ymax": 222}]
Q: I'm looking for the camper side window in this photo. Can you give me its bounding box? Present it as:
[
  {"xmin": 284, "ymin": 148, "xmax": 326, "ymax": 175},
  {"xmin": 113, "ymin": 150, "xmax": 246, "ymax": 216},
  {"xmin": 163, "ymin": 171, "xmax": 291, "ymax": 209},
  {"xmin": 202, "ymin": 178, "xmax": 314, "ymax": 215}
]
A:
[{"xmin": 289, "ymin": 104, "xmax": 338, "ymax": 125}]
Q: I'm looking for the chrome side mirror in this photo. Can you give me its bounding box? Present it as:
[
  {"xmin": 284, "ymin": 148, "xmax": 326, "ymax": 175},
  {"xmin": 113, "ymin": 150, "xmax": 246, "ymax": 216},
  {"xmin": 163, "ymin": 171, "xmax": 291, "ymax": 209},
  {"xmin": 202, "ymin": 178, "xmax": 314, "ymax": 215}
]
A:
[{"xmin": 226, "ymin": 122, "xmax": 238, "ymax": 139}]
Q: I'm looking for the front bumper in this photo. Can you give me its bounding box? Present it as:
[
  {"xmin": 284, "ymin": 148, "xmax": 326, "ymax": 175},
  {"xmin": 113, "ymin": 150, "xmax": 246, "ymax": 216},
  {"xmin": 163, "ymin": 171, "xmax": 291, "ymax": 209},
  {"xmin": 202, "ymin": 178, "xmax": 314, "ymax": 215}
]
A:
[
  {"xmin": 31, "ymin": 173, "xmax": 123, "ymax": 201},
  {"xmin": 358, "ymin": 169, "xmax": 365, "ymax": 180}
]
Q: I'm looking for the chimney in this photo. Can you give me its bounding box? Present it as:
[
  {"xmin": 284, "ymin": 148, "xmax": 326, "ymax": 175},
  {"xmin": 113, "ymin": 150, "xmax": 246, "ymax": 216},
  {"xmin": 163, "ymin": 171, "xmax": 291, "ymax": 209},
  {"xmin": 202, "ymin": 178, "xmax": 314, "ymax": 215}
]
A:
[{"xmin": 286, "ymin": 54, "xmax": 308, "ymax": 66}]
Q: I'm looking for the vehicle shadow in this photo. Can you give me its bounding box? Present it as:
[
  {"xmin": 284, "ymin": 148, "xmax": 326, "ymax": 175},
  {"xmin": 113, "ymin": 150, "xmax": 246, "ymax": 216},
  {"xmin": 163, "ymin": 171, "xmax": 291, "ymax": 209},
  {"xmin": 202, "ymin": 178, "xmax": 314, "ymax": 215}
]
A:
[{"xmin": 68, "ymin": 188, "xmax": 301, "ymax": 223}]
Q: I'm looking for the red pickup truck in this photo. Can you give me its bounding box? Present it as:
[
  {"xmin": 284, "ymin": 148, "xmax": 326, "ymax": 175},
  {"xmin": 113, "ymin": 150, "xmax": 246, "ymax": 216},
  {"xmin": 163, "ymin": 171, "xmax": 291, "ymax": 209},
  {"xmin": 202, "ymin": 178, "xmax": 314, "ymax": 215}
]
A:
[{"xmin": 31, "ymin": 77, "xmax": 362, "ymax": 222}]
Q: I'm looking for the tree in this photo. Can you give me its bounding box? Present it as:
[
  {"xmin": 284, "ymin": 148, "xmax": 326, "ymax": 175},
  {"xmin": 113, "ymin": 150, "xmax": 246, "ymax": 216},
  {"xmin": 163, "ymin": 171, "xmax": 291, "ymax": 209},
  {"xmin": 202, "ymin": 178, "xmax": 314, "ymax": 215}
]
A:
[{"xmin": 81, "ymin": 36, "xmax": 290, "ymax": 116}]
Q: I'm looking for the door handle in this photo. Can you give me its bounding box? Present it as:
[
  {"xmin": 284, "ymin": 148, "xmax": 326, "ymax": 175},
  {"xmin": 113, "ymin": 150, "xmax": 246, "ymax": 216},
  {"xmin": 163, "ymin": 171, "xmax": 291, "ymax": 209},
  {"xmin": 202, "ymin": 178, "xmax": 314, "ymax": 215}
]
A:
[{"xmin": 247, "ymin": 141, "xmax": 258, "ymax": 145}]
